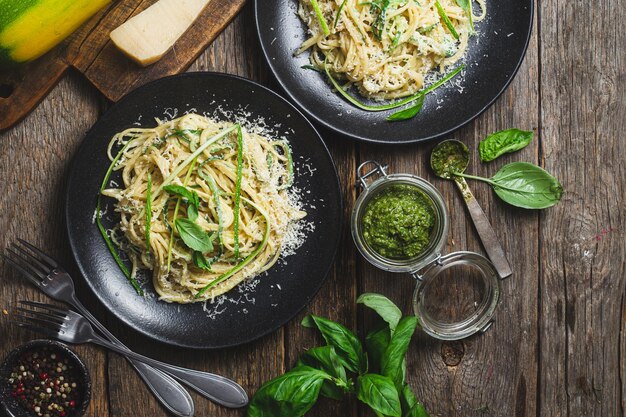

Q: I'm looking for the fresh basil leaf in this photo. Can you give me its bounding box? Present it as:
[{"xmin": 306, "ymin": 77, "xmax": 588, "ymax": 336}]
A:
[
  {"xmin": 478, "ymin": 128, "xmax": 534, "ymax": 162},
  {"xmin": 381, "ymin": 316, "xmax": 418, "ymax": 389},
  {"xmin": 302, "ymin": 315, "xmax": 368, "ymax": 374},
  {"xmin": 187, "ymin": 203, "xmax": 198, "ymax": 221},
  {"xmin": 357, "ymin": 293, "xmax": 402, "ymax": 334},
  {"xmin": 357, "ymin": 374, "xmax": 401, "ymax": 417},
  {"xmin": 175, "ymin": 218, "xmax": 214, "ymax": 253},
  {"xmin": 401, "ymin": 385, "xmax": 429, "ymax": 417},
  {"xmin": 247, "ymin": 366, "xmax": 331, "ymax": 417},
  {"xmin": 299, "ymin": 346, "xmax": 349, "ymax": 400},
  {"xmin": 489, "ymin": 162, "xmax": 563, "ymax": 209},
  {"xmin": 365, "ymin": 325, "xmax": 390, "ymax": 374},
  {"xmin": 387, "ymin": 96, "xmax": 425, "ymax": 121},
  {"xmin": 163, "ymin": 185, "xmax": 199, "ymax": 206},
  {"xmin": 192, "ymin": 251, "xmax": 211, "ymax": 271}
]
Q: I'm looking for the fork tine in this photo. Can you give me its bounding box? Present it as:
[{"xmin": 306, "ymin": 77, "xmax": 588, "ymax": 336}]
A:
[
  {"xmin": 19, "ymin": 301, "xmax": 69, "ymax": 318},
  {"xmin": 11, "ymin": 321, "xmax": 58, "ymax": 339},
  {"xmin": 1, "ymin": 253, "xmax": 42, "ymax": 286},
  {"xmin": 16, "ymin": 239, "xmax": 59, "ymax": 268},
  {"xmin": 15, "ymin": 306, "xmax": 66, "ymax": 324},
  {"xmin": 4, "ymin": 248, "xmax": 47, "ymax": 279},
  {"xmin": 13, "ymin": 312, "xmax": 65, "ymax": 329},
  {"xmin": 11, "ymin": 243, "xmax": 52, "ymax": 276}
]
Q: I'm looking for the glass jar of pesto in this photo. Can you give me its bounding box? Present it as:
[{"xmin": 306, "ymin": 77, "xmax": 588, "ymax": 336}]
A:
[{"xmin": 352, "ymin": 161, "xmax": 502, "ymax": 341}]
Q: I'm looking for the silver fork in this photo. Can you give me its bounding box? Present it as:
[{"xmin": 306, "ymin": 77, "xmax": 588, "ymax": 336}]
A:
[
  {"xmin": 13, "ymin": 301, "xmax": 248, "ymax": 408},
  {"xmin": 2, "ymin": 240, "xmax": 247, "ymax": 409},
  {"xmin": 2, "ymin": 240, "xmax": 195, "ymax": 416}
]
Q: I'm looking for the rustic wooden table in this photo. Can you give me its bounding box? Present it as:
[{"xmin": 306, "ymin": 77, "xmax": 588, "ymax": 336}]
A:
[{"xmin": 1, "ymin": 2, "xmax": 624, "ymax": 416}]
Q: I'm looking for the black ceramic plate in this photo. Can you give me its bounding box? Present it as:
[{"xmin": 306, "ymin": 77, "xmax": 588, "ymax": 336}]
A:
[
  {"xmin": 255, "ymin": 0, "xmax": 533, "ymax": 144},
  {"xmin": 65, "ymin": 73, "xmax": 342, "ymax": 349}
]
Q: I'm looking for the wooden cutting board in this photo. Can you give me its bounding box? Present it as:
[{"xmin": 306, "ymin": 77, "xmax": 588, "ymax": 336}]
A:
[{"xmin": 0, "ymin": 0, "xmax": 247, "ymax": 130}]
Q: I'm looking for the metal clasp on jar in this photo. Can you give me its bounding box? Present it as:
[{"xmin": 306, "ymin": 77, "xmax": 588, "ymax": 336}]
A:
[{"xmin": 356, "ymin": 160, "xmax": 388, "ymax": 189}]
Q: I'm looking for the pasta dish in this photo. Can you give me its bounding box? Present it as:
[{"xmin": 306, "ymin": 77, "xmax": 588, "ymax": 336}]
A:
[
  {"xmin": 297, "ymin": 0, "xmax": 485, "ymax": 104},
  {"xmin": 97, "ymin": 113, "xmax": 306, "ymax": 303}
]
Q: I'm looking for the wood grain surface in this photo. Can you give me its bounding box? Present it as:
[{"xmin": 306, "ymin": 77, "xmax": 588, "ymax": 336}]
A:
[
  {"xmin": 0, "ymin": 1, "xmax": 624, "ymax": 417},
  {"xmin": 0, "ymin": 0, "xmax": 246, "ymax": 130}
]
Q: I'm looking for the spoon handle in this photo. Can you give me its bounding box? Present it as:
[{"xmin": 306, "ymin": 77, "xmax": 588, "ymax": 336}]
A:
[{"xmin": 455, "ymin": 179, "xmax": 513, "ymax": 279}]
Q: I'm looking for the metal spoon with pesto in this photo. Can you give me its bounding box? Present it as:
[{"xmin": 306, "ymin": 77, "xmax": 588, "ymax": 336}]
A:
[{"xmin": 431, "ymin": 140, "xmax": 513, "ymax": 279}]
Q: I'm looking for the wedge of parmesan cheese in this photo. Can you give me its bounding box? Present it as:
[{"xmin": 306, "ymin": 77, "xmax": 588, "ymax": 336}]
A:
[{"xmin": 110, "ymin": 0, "xmax": 211, "ymax": 66}]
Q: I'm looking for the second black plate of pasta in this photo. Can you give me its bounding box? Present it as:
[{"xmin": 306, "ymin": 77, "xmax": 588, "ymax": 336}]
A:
[{"xmin": 255, "ymin": 0, "xmax": 533, "ymax": 144}]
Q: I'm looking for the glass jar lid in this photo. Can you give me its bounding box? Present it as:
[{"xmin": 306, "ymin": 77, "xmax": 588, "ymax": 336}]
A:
[{"xmin": 412, "ymin": 251, "xmax": 500, "ymax": 340}]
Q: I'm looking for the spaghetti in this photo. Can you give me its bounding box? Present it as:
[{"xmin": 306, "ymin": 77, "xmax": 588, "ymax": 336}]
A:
[
  {"xmin": 297, "ymin": 0, "xmax": 486, "ymax": 101},
  {"xmin": 99, "ymin": 113, "xmax": 306, "ymax": 303}
]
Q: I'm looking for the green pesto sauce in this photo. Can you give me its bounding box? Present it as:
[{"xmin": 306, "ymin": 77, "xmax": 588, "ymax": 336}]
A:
[
  {"xmin": 430, "ymin": 140, "xmax": 469, "ymax": 179},
  {"xmin": 361, "ymin": 184, "xmax": 436, "ymax": 259}
]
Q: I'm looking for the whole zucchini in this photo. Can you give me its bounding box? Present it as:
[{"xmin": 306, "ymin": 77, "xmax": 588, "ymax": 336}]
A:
[{"xmin": 0, "ymin": 0, "xmax": 110, "ymax": 69}]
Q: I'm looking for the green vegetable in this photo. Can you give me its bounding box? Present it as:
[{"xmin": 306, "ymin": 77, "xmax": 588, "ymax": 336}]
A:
[
  {"xmin": 401, "ymin": 385, "xmax": 430, "ymax": 417},
  {"xmin": 302, "ymin": 314, "xmax": 368, "ymax": 374},
  {"xmin": 298, "ymin": 346, "xmax": 349, "ymax": 400},
  {"xmin": 163, "ymin": 184, "xmax": 200, "ymax": 221},
  {"xmin": 334, "ymin": 0, "xmax": 348, "ymax": 28},
  {"xmin": 192, "ymin": 251, "xmax": 212, "ymax": 271},
  {"xmin": 435, "ymin": 0, "xmax": 459, "ymax": 39},
  {"xmin": 233, "ymin": 126, "xmax": 244, "ymax": 259},
  {"xmin": 324, "ymin": 62, "xmax": 464, "ymax": 114},
  {"xmin": 357, "ymin": 374, "xmax": 401, "ymax": 417},
  {"xmin": 248, "ymin": 366, "xmax": 332, "ymax": 417},
  {"xmin": 166, "ymin": 159, "xmax": 198, "ymax": 271},
  {"xmin": 365, "ymin": 325, "xmax": 391, "ymax": 374},
  {"xmin": 457, "ymin": 162, "xmax": 564, "ymax": 209},
  {"xmin": 175, "ymin": 218, "xmax": 214, "ymax": 253},
  {"xmin": 479, "ymin": 128, "xmax": 534, "ymax": 162},
  {"xmin": 197, "ymin": 165, "xmax": 224, "ymax": 254},
  {"xmin": 154, "ymin": 125, "xmax": 238, "ymax": 197},
  {"xmin": 145, "ymin": 173, "xmax": 152, "ymax": 254},
  {"xmin": 0, "ymin": 0, "xmax": 110, "ymax": 69},
  {"xmin": 195, "ymin": 196, "xmax": 270, "ymax": 297},
  {"xmin": 357, "ymin": 293, "xmax": 402, "ymax": 334},
  {"xmin": 310, "ymin": 0, "xmax": 330, "ymax": 36},
  {"xmin": 387, "ymin": 96, "xmax": 425, "ymax": 121},
  {"xmin": 97, "ymin": 140, "xmax": 142, "ymax": 295},
  {"xmin": 248, "ymin": 294, "xmax": 426, "ymax": 417},
  {"xmin": 380, "ymin": 317, "xmax": 418, "ymax": 388},
  {"xmin": 371, "ymin": 0, "xmax": 391, "ymax": 40}
]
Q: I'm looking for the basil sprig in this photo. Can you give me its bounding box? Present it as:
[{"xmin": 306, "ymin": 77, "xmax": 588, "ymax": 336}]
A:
[
  {"xmin": 163, "ymin": 185, "xmax": 200, "ymax": 221},
  {"xmin": 174, "ymin": 218, "xmax": 214, "ymax": 253},
  {"xmin": 247, "ymin": 366, "xmax": 332, "ymax": 417},
  {"xmin": 457, "ymin": 162, "xmax": 564, "ymax": 209},
  {"xmin": 248, "ymin": 293, "xmax": 427, "ymax": 417},
  {"xmin": 357, "ymin": 373, "xmax": 401, "ymax": 417},
  {"xmin": 478, "ymin": 128, "xmax": 534, "ymax": 162}
]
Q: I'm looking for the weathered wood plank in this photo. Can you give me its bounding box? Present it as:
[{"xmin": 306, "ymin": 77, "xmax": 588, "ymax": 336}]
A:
[
  {"xmin": 538, "ymin": 0, "xmax": 626, "ymax": 415},
  {"xmin": 283, "ymin": 129, "xmax": 359, "ymax": 417},
  {"xmin": 356, "ymin": 5, "xmax": 540, "ymax": 415},
  {"xmin": 0, "ymin": 75, "xmax": 109, "ymax": 416}
]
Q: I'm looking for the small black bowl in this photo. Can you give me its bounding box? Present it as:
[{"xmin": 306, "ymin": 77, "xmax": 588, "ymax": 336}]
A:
[{"xmin": 0, "ymin": 340, "xmax": 91, "ymax": 417}]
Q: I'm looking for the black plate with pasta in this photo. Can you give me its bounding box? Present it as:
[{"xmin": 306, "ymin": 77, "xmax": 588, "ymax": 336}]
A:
[
  {"xmin": 65, "ymin": 72, "xmax": 342, "ymax": 349},
  {"xmin": 255, "ymin": 0, "xmax": 533, "ymax": 144}
]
